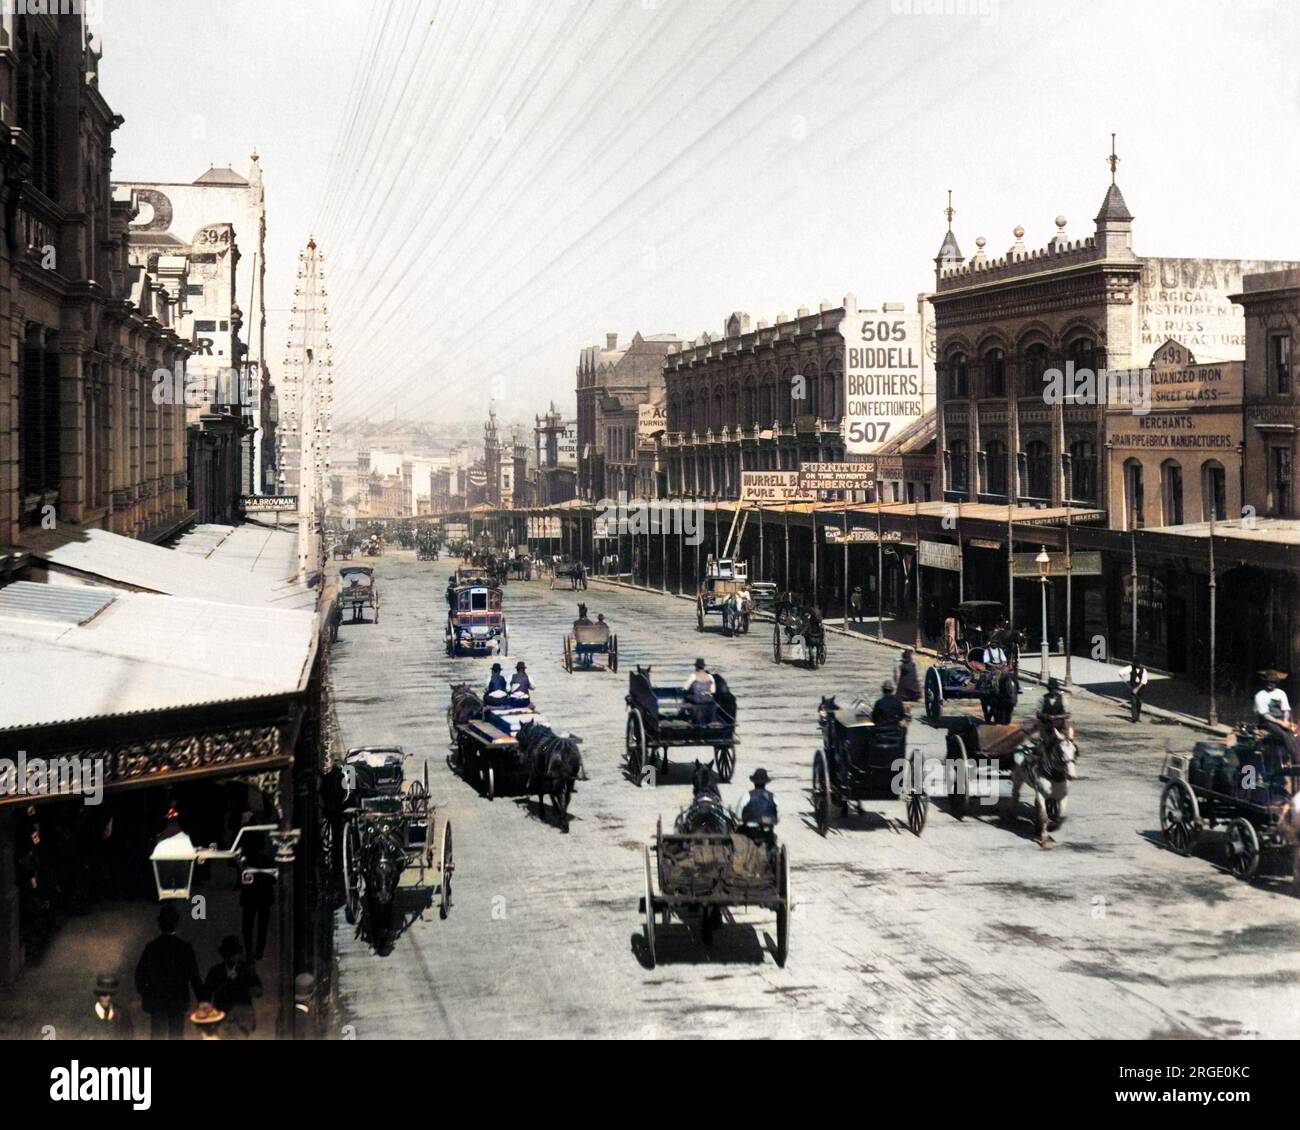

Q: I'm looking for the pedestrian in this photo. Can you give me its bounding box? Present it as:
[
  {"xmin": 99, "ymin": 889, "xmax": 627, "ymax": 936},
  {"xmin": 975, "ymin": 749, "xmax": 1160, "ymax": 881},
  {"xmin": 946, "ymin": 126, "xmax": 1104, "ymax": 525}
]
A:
[
  {"xmin": 896, "ymin": 649, "xmax": 921, "ymax": 702},
  {"xmin": 1120, "ymin": 660, "xmax": 1147, "ymax": 722},
  {"xmin": 240, "ymin": 849, "xmax": 276, "ymax": 962},
  {"xmin": 850, "ymin": 585, "xmax": 863, "ymax": 624},
  {"xmin": 202, "ymin": 936, "xmax": 262, "ymax": 1039},
  {"xmin": 85, "ymin": 972, "xmax": 135, "ymax": 1040},
  {"xmin": 134, "ymin": 903, "xmax": 204, "ymax": 1040}
]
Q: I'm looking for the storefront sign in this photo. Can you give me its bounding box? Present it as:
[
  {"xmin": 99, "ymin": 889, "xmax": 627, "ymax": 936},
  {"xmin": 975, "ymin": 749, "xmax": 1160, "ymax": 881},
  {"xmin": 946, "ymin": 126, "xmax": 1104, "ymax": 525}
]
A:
[
  {"xmin": 637, "ymin": 403, "xmax": 666, "ymax": 446},
  {"xmin": 740, "ymin": 470, "xmax": 813, "ymax": 502},
  {"xmin": 968, "ymin": 538, "xmax": 1002, "ymax": 550},
  {"xmin": 824, "ymin": 527, "xmax": 904, "ymax": 544},
  {"xmin": 798, "ymin": 462, "xmax": 878, "ymax": 492},
  {"xmin": 242, "ymin": 494, "xmax": 298, "ymax": 513},
  {"xmin": 918, "ymin": 540, "xmax": 962, "ymax": 571},
  {"xmin": 1107, "ymin": 411, "xmax": 1240, "ymax": 451},
  {"xmin": 1147, "ymin": 340, "xmax": 1243, "ymax": 407},
  {"xmin": 842, "ymin": 301, "xmax": 925, "ymax": 454},
  {"xmin": 1012, "ymin": 551, "xmax": 1102, "ymax": 578}
]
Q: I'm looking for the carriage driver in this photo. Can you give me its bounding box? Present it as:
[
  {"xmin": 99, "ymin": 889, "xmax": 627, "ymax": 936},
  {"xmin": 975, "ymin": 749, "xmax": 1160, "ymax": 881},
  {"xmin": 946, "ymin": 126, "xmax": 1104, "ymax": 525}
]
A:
[
  {"xmin": 510, "ymin": 661, "xmax": 534, "ymax": 699},
  {"xmin": 485, "ymin": 662, "xmax": 508, "ymax": 698},
  {"xmin": 740, "ymin": 768, "xmax": 778, "ymax": 829},
  {"xmin": 1255, "ymin": 670, "xmax": 1297, "ymax": 763},
  {"xmin": 870, "ymin": 680, "xmax": 910, "ymax": 734},
  {"xmin": 1036, "ymin": 677, "xmax": 1071, "ymax": 732},
  {"xmin": 683, "ymin": 658, "xmax": 717, "ymax": 725}
]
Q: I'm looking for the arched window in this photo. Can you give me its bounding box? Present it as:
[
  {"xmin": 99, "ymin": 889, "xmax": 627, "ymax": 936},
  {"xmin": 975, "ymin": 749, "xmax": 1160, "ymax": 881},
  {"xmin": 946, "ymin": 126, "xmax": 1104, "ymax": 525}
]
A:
[
  {"xmin": 1202, "ymin": 460, "xmax": 1226, "ymax": 521},
  {"xmin": 1023, "ymin": 343, "xmax": 1050, "ymax": 398},
  {"xmin": 1125, "ymin": 459, "xmax": 1145, "ymax": 530},
  {"xmin": 713, "ymin": 390, "xmax": 724, "ymax": 432},
  {"xmin": 743, "ymin": 382, "xmax": 756, "ymax": 426},
  {"xmin": 825, "ymin": 361, "xmax": 840, "ymax": 421},
  {"xmin": 1162, "ymin": 459, "xmax": 1183, "ymax": 525},
  {"xmin": 1025, "ymin": 440, "xmax": 1050, "ymax": 500},
  {"xmin": 985, "ymin": 439, "xmax": 1008, "ymax": 497},
  {"xmin": 804, "ymin": 364, "xmax": 820, "ymax": 418},
  {"xmin": 778, "ymin": 370, "xmax": 794, "ymax": 424},
  {"xmin": 983, "ymin": 348, "xmax": 1006, "ymax": 398},
  {"xmin": 949, "ymin": 438, "xmax": 968, "ymax": 492},
  {"xmin": 947, "ymin": 353, "xmax": 969, "ymax": 399},
  {"xmin": 1069, "ymin": 439, "xmax": 1097, "ymax": 503}
]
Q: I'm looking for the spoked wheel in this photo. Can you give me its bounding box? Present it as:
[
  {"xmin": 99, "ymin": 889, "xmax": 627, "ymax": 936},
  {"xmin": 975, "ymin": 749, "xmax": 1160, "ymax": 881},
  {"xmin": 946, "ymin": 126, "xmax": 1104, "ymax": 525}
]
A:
[
  {"xmin": 905, "ymin": 747, "xmax": 928, "ymax": 836},
  {"xmin": 773, "ymin": 624, "xmax": 782, "ymax": 664},
  {"xmin": 812, "ymin": 751, "xmax": 831, "ymax": 836},
  {"xmin": 627, "ymin": 712, "xmax": 647, "ymax": 784},
  {"xmin": 774, "ymin": 846, "xmax": 790, "ymax": 968},
  {"xmin": 643, "ymin": 846, "xmax": 657, "ymax": 969},
  {"xmin": 343, "ymin": 821, "xmax": 363, "ymax": 925},
  {"xmin": 439, "ymin": 821, "xmax": 454, "ymax": 919},
  {"xmin": 714, "ymin": 745, "xmax": 735, "ymax": 784},
  {"xmin": 947, "ymin": 733, "xmax": 971, "ymax": 818},
  {"xmin": 485, "ymin": 765, "xmax": 496, "ymax": 801},
  {"xmin": 1225, "ymin": 817, "xmax": 1260, "ymax": 881},
  {"xmin": 610, "ymin": 635, "xmax": 618, "ymax": 673},
  {"xmin": 1159, "ymin": 780, "xmax": 1199, "ymax": 857},
  {"xmin": 924, "ymin": 667, "xmax": 943, "ymax": 722},
  {"xmin": 563, "ymin": 636, "xmax": 573, "ymax": 674}
]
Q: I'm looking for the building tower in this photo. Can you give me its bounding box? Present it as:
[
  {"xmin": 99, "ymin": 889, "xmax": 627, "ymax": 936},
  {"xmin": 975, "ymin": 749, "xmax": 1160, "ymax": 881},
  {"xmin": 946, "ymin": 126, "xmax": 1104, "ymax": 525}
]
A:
[
  {"xmin": 280, "ymin": 236, "xmax": 334, "ymax": 580},
  {"xmin": 484, "ymin": 407, "xmax": 501, "ymax": 505}
]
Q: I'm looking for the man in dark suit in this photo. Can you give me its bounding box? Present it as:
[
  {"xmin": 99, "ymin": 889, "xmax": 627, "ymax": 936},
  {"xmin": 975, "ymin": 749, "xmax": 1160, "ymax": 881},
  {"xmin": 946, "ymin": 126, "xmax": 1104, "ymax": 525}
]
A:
[{"xmin": 134, "ymin": 904, "xmax": 204, "ymax": 1040}]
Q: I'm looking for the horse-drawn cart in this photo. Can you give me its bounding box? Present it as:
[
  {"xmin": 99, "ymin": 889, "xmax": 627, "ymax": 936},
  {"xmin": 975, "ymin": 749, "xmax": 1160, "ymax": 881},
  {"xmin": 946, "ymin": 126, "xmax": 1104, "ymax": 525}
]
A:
[
  {"xmin": 814, "ymin": 698, "xmax": 927, "ymax": 835},
  {"xmin": 773, "ymin": 600, "xmax": 825, "ymax": 668},
  {"xmin": 625, "ymin": 666, "xmax": 737, "ymax": 785},
  {"xmin": 696, "ymin": 556, "xmax": 751, "ymax": 635},
  {"xmin": 337, "ymin": 566, "xmax": 380, "ymax": 624},
  {"xmin": 924, "ymin": 601, "xmax": 1020, "ymax": 723},
  {"xmin": 563, "ymin": 619, "xmax": 618, "ymax": 673},
  {"xmin": 1159, "ymin": 730, "xmax": 1300, "ymax": 888},
  {"xmin": 639, "ymin": 816, "xmax": 790, "ymax": 969},
  {"xmin": 446, "ymin": 576, "xmax": 507, "ymax": 656},
  {"xmin": 337, "ymin": 747, "xmax": 453, "ymax": 952}
]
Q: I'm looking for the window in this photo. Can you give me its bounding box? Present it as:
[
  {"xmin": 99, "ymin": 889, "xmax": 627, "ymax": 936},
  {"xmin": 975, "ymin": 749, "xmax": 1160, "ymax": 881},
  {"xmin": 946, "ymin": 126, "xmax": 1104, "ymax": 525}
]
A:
[
  {"xmin": 983, "ymin": 348, "xmax": 1006, "ymax": 398},
  {"xmin": 985, "ymin": 439, "xmax": 1008, "ymax": 496},
  {"xmin": 1161, "ymin": 460, "xmax": 1184, "ymax": 525},
  {"xmin": 947, "ymin": 353, "xmax": 969, "ymax": 399},
  {"xmin": 1069, "ymin": 439, "xmax": 1097, "ymax": 503},
  {"xmin": 1271, "ymin": 445, "xmax": 1293, "ymax": 517},
  {"xmin": 1269, "ymin": 334, "xmax": 1291, "ymax": 395},
  {"xmin": 949, "ymin": 438, "xmax": 968, "ymax": 492},
  {"xmin": 186, "ymin": 284, "xmax": 204, "ymax": 296},
  {"xmin": 195, "ymin": 320, "xmax": 217, "ymax": 333},
  {"xmin": 1125, "ymin": 459, "xmax": 1145, "ymax": 530},
  {"xmin": 19, "ymin": 328, "xmax": 60, "ymax": 526},
  {"xmin": 1025, "ymin": 440, "xmax": 1050, "ymax": 499},
  {"xmin": 1023, "ymin": 344, "xmax": 1049, "ymax": 398},
  {"xmin": 1202, "ymin": 461, "xmax": 1226, "ymax": 521}
]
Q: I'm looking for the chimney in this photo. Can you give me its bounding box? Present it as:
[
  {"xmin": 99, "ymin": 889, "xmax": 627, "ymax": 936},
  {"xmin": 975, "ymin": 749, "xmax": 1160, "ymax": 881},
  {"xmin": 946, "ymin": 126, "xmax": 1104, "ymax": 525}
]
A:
[{"xmin": 606, "ymin": 333, "xmax": 618, "ymax": 350}]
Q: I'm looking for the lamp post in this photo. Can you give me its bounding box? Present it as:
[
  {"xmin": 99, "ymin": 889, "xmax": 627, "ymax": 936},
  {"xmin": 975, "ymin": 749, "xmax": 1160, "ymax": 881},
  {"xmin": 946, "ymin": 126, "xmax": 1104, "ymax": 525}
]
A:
[{"xmin": 1036, "ymin": 545, "xmax": 1051, "ymax": 682}]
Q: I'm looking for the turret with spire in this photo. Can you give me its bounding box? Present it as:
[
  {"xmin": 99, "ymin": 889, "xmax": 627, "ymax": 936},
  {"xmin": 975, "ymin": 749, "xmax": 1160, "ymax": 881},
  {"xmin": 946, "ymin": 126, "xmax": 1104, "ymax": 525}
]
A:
[
  {"xmin": 1094, "ymin": 133, "xmax": 1135, "ymax": 259},
  {"xmin": 935, "ymin": 189, "xmax": 964, "ymax": 281}
]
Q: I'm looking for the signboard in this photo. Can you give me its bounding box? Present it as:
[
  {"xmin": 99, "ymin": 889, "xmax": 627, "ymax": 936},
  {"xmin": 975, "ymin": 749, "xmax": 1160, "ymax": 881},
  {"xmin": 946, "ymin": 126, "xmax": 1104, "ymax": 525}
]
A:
[
  {"xmin": 1146, "ymin": 340, "xmax": 1243, "ymax": 407},
  {"xmin": 445, "ymin": 522, "xmax": 469, "ymax": 541},
  {"xmin": 824, "ymin": 527, "xmax": 904, "ymax": 544},
  {"xmin": 968, "ymin": 538, "xmax": 1002, "ymax": 550},
  {"xmin": 740, "ymin": 470, "xmax": 813, "ymax": 503},
  {"xmin": 1013, "ymin": 551, "xmax": 1102, "ymax": 578},
  {"xmin": 558, "ymin": 421, "xmax": 578, "ymax": 467},
  {"xmin": 841, "ymin": 302, "xmax": 925, "ymax": 454},
  {"xmin": 637, "ymin": 403, "xmax": 666, "ymax": 446},
  {"xmin": 918, "ymin": 540, "xmax": 962, "ymax": 572},
  {"xmin": 798, "ymin": 462, "xmax": 877, "ymax": 492},
  {"xmin": 872, "ymin": 456, "xmax": 905, "ymax": 478},
  {"xmin": 526, "ymin": 516, "xmax": 561, "ymax": 539},
  {"xmin": 1106, "ymin": 411, "xmax": 1241, "ymax": 453},
  {"xmin": 242, "ymin": 494, "xmax": 298, "ymax": 513}
]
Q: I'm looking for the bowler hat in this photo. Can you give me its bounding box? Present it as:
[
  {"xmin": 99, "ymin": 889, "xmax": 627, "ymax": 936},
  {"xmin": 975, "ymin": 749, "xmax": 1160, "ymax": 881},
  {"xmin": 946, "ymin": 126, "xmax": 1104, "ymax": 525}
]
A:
[
  {"xmin": 882, "ymin": 679, "xmax": 895, "ymax": 693},
  {"xmin": 1258, "ymin": 669, "xmax": 1288, "ymax": 683},
  {"xmin": 516, "ymin": 661, "xmax": 526, "ymax": 671},
  {"xmin": 749, "ymin": 768, "xmax": 771, "ymax": 786},
  {"xmin": 491, "ymin": 662, "xmax": 502, "ymax": 672},
  {"xmin": 694, "ymin": 658, "xmax": 706, "ymax": 670},
  {"xmin": 95, "ymin": 973, "xmax": 119, "ymax": 994},
  {"xmin": 218, "ymin": 935, "xmax": 243, "ymax": 959},
  {"xmin": 157, "ymin": 904, "xmax": 180, "ymax": 932},
  {"xmin": 1047, "ymin": 677, "xmax": 1062, "ymax": 692}
]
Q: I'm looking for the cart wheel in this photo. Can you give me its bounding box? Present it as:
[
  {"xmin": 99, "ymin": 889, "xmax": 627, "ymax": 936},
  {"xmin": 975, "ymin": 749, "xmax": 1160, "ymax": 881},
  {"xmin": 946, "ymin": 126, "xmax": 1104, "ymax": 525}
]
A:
[
  {"xmin": 627, "ymin": 712, "xmax": 646, "ymax": 784},
  {"xmin": 485, "ymin": 766, "xmax": 496, "ymax": 801},
  {"xmin": 947, "ymin": 733, "xmax": 971, "ymax": 818},
  {"xmin": 906, "ymin": 747, "xmax": 929, "ymax": 836},
  {"xmin": 610, "ymin": 635, "xmax": 618, "ymax": 673},
  {"xmin": 1225, "ymin": 817, "xmax": 1260, "ymax": 881},
  {"xmin": 714, "ymin": 746, "xmax": 735, "ymax": 784},
  {"xmin": 812, "ymin": 751, "xmax": 831, "ymax": 836},
  {"xmin": 643, "ymin": 845, "xmax": 657, "ymax": 969},
  {"xmin": 1159, "ymin": 780, "xmax": 1199, "ymax": 856},
  {"xmin": 775, "ymin": 846, "xmax": 790, "ymax": 968},
  {"xmin": 563, "ymin": 636, "xmax": 573, "ymax": 674},
  {"xmin": 773, "ymin": 624, "xmax": 782, "ymax": 664},
  {"xmin": 439, "ymin": 821, "xmax": 454, "ymax": 918},
  {"xmin": 925, "ymin": 667, "xmax": 943, "ymax": 722},
  {"xmin": 343, "ymin": 821, "xmax": 363, "ymax": 925}
]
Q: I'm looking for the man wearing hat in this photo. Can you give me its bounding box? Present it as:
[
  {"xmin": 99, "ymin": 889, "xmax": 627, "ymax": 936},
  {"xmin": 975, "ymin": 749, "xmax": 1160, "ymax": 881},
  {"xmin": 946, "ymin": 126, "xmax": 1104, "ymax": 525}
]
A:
[
  {"xmin": 682, "ymin": 658, "xmax": 717, "ymax": 725},
  {"xmin": 509, "ymin": 660, "xmax": 534, "ymax": 698},
  {"xmin": 485, "ymin": 662, "xmax": 507, "ymax": 697},
  {"xmin": 1037, "ymin": 677, "xmax": 1070, "ymax": 729},
  {"xmin": 202, "ymin": 936, "xmax": 262, "ymax": 1039},
  {"xmin": 897, "ymin": 649, "xmax": 921, "ymax": 702},
  {"xmin": 86, "ymin": 972, "xmax": 134, "ymax": 1039},
  {"xmin": 741, "ymin": 768, "xmax": 778, "ymax": 828},
  {"xmin": 1255, "ymin": 671, "xmax": 1296, "ymax": 761},
  {"xmin": 134, "ymin": 903, "xmax": 204, "ymax": 1040},
  {"xmin": 870, "ymin": 679, "xmax": 909, "ymax": 732}
]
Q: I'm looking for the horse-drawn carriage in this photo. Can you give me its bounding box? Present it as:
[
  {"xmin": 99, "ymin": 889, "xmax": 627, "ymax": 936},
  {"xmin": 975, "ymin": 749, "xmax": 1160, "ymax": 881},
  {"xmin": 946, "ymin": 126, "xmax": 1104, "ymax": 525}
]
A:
[
  {"xmin": 563, "ymin": 616, "xmax": 618, "ymax": 673},
  {"xmin": 625, "ymin": 666, "xmax": 737, "ymax": 786},
  {"xmin": 773, "ymin": 597, "xmax": 826, "ymax": 668},
  {"xmin": 334, "ymin": 747, "xmax": 453, "ymax": 952},
  {"xmin": 446, "ymin": 685, "xmax": 584, "ymax": 831},
  {"xmin": 639, "ymin": 813, "xmax": 790, "ymax": 969},
  {"xmin": 929, "ymin": 712, "xmax": 1078, "ymax": 844},
  {"xmin": 337, "ymin": 565, "xmax": 380, "ymax": 624},
  {"xmin": 696, "ymin": 556, "xmax": 751, "ymax": 635},
  {"xmin": 923, "ymin": 601, "xmax": 1020, "ymax": 723},
  {"xmin": 445, "ymin": 576, "xmax": 507, "ymax": 656},
  {"xmin": 814, "ymin": 697, "xmax": 928, "ymax": 835},
  {"xmin": 549, "ymin": 556, "xmax": 586, "ymax": 590},
  {"xmin": 1159, "ymin": 728, "xmax": 1300, "ymax": 888},
  {"xmin": 416, "ymin": 533, "xmax": 439, "ymax": 560}
]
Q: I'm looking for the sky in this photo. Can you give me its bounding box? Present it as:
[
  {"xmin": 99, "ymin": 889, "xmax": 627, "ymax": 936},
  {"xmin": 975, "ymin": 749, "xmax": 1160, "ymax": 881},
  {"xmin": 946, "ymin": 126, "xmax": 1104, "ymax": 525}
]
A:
[{"xmin": 98, "ymin": 0, "xmax": 1300, "ymax": 426}]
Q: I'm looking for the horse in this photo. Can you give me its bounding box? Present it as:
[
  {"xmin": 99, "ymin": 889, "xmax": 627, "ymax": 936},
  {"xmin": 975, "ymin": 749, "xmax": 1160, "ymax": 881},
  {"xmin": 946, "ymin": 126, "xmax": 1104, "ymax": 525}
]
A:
[
  {"xmin": 359, "ymin": 820, "xmax": 406, "ymax": 953},
  {"xmin": 1009, "ymin": 717, "xmax": 1078, "ymax": 846},
  {"xmin": 675, "ymin": 761, "xmax": 735, "ymax": 835},
  {"xmin": 447, "ymin": 683, "xmax": 484, "ymax": 743},
  {"xmin": 517, "ymin": 720, "xmax": 586, "ymax": 833}
]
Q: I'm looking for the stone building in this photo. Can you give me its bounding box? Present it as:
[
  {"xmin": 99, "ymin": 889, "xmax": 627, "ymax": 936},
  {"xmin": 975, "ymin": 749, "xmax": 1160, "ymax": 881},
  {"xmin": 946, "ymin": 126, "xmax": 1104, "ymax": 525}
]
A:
[{"xmin": 0, "ymin": 15, "xmax": 191, "ymax": 553}]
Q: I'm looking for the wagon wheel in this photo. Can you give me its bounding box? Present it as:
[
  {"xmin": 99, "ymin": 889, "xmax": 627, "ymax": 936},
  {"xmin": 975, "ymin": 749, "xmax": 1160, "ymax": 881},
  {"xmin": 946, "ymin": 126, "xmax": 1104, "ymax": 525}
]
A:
[
  {"xmin": 1225, "ymin": 817, "xmax": 1261, "ymax": 881},
  {"xmin": 947, "ymin": 733, "xmax": 971, "ymax": 818},
  {"xmin": 643, "ymin": 845, "xmax": 657, "ymax": 969},
  {"xmin": 626, "ymin": 712, "xmax": 647, "ymax": 784},
  {"xmin": 714, "ymin": 745, "xmax": 735, "ymax": 784},
  {"xmin": 1159, "ymin": 780, "xmax": 1199, "ymax": 856},
  {"xmin": 924, "ymin": 667, "xmax": 943, "ymax": 722},
  {"xmin": 485, "ymin": 764, "xmax": 496, "ymax": 801},
  {"xmin": 773, "ymin": 624, "xmax": 782, "ymax": 665},
  {"xmin": 906, "ymin": 747, "xmax": 929, "ymax": 836},
  {"xmin": 609, "ymin": 635, "xmax": 618, "ymax": 673},
  {"xmin": 563, "ymin": 636, "xmax": 573, "ymax": 674},
  {"xmin": 812, "ymin": 750, "xmax": 831, "ymax": 836},
  {"xmin": 696, "ymin": 599, "xmax": 705, "ymax": 632},
  {"xmin": 774, "ymin": 845, "xmax": 790, "ymax": 968},
  {"xmin": 439, "ymin": 820, "xmax": 454, "ymax": 919},
  {"xmin": 342, "ymin": 820, "xmax": 363, "ymax": 925}
]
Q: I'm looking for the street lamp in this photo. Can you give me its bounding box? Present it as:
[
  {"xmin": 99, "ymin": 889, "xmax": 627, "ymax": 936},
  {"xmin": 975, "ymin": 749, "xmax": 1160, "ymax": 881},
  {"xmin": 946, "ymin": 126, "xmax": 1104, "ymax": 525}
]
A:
[
  {"xmin": 1036, "ymin": 545, "xmax": 1051, "ymax": 682},
  {"xmin": 148, "ymin": 823, "xmax": 287, "ymax": 902}
]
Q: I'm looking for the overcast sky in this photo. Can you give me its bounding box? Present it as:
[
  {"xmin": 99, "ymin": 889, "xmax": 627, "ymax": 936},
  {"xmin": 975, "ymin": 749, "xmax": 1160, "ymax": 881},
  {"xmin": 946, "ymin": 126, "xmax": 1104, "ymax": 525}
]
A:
[{"xmin": 99, "ymin": 0, "xmax": 1300, "ymax": 426}]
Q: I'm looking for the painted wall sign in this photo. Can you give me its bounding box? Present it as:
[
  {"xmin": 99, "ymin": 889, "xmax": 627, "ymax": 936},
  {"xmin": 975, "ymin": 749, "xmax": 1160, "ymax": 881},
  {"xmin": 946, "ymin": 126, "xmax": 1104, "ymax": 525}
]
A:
[
  {"xmin": 242, "ymin": 494, "xmax": 298, "ymax": 512},
  {"xmin": 842, "ymin": 301, "xmax": 925, "ymax": 454},
  {"xmin": 1107, "ymin": 412, "xmax": 1241, "ymax": 451},
  {"xmin": 740, "ymin": 470, "xmax": 813, "ymax": 502},
  {"xmin": 918, "ymin": 540, "xmax": 962, "ymax": 571},
  {"xmin": 798, "ymin": 461, "xmax": 878, "ymax": 492},
  {"xmin": 1013, "ymin": 551, "xmax": 1102, "ymax": 578}
]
